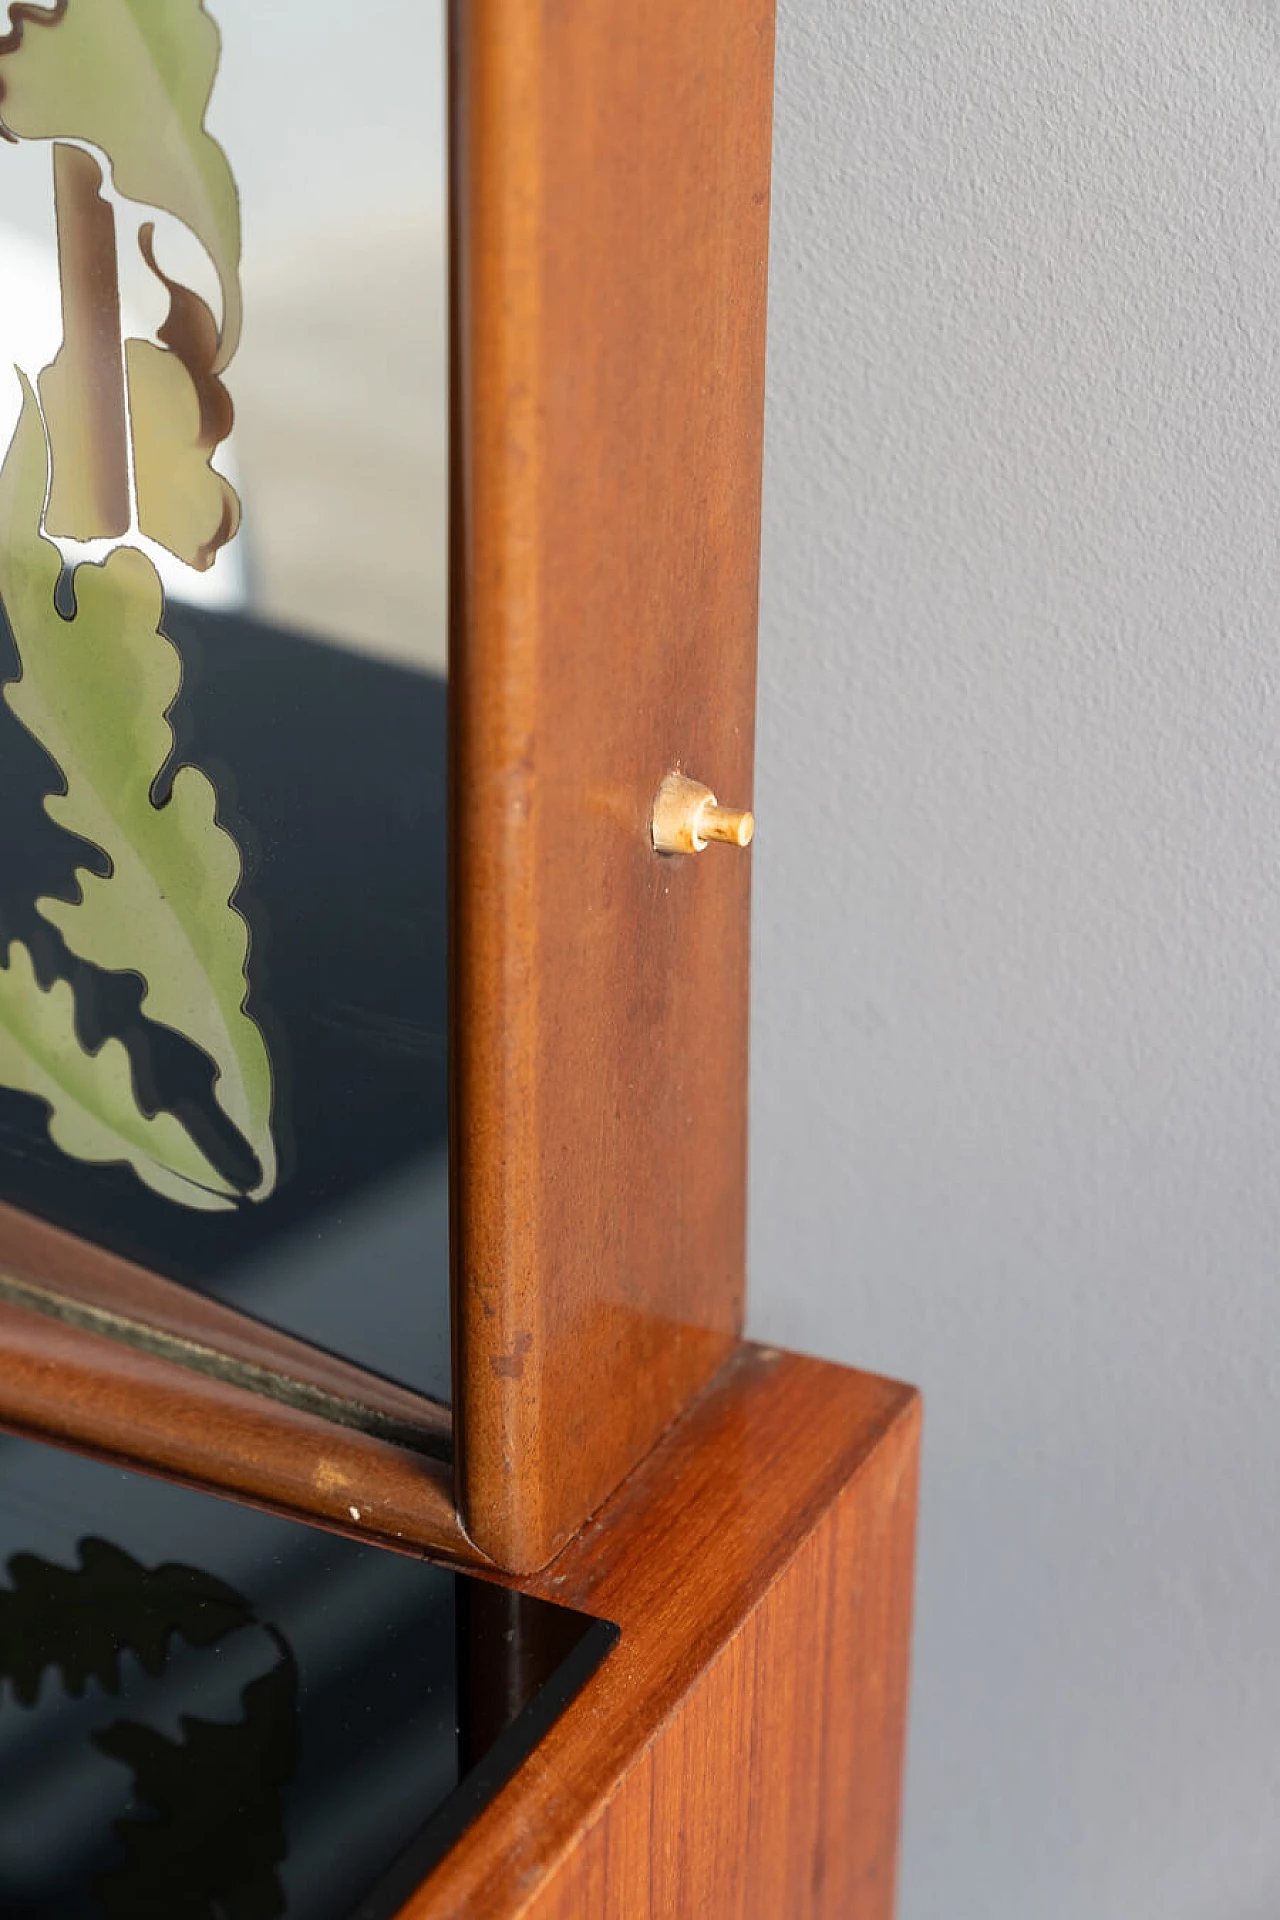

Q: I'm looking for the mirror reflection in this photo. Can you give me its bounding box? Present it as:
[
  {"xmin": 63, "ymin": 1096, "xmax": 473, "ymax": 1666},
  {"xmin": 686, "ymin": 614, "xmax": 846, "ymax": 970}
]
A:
[
  {"xmin": 0, "ymin": 1, "xmax": 451, "ymax": 1402},
  {"xmin": 0, "ymin": 1430, "xmax": 617, "ymax": 1915}
]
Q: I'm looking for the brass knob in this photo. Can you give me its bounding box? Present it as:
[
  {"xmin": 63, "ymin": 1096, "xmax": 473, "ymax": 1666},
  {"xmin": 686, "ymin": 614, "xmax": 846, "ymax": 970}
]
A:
[{"xmin": 651, "ymin": 773, "xmax": 755, "ymax": 855}]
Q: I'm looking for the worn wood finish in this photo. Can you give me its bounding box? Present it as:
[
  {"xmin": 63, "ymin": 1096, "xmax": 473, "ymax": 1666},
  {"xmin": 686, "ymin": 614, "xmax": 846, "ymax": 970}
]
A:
[
  {"xmin": 401, "ymin": 1346, "xmax": 921, "ymax": 1919},
  {"xmin": 451, "ymin": 0, "xmax": 777, "ymax": 1570},
  {"xmin": 0, "ymin": 1293, "xmax": 484, "ymax": 1564},
  {"xmin": 0, "ymin": 1198, "xmax": 451, "ymax": 1447}
]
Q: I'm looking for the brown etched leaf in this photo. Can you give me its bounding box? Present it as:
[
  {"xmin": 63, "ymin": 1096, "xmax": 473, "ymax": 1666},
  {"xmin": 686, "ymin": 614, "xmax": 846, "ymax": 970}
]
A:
[
  {"xmin": 0, "ymin": 0, "xmax": 242, "ymax": 369},
  {"xmin": 127, "ymin": 223, "xmax": 240, "ymax": 571},
  {"xmin": 38, "ymin": 142, "xmax": 130, "ymax": 539}
]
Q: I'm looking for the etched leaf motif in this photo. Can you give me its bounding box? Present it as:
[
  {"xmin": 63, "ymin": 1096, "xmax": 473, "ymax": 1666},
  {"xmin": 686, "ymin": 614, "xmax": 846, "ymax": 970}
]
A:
[
  {"xmin": 0, "ymin": 1537, "xmax": 254, "ymax": 1704},
  {"xmin": 127, "ymin": 222, "xmax": 240, "ymax": 570},
  {"xmin": 0, "ymin": 375, "xmax": 275, "ymax": 1195},
  {"xmin": 94, "ymin": 1653, "xmax": 298, "ymax": 1920},
  {"xmin": 0, "ymin": 0, "xmax": 242, "ymax": 369},
  {"xmin": 38, "ymin": 142, "xmax": 131, "ymax": 540},
  {"xmin": 0, "ymin": 940, "xmax": 235, "ymax": 1207},
  {"xmin": 0, "ymin": 1535, "xmax": 298, "ymax": 1918}
]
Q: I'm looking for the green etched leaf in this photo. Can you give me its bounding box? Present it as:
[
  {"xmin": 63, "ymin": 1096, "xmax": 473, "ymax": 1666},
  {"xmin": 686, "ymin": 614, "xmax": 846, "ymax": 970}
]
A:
[
  {"xmin": 0, "ymin": 940, "xmax": 235, "ymax": 1207},
  {"xmin": 0, "ymin": 375, "xmax": 276, "ymax": 1195},
  {"xmin": 0, "ymin": 0, "xmax": 242, "ymax": 369}
]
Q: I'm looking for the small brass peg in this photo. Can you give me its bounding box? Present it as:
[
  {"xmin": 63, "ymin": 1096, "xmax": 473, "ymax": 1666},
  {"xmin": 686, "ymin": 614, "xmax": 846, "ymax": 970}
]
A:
[{"xmin": 651, "ymin": 772, "xmax": 755, "ymax": 855}]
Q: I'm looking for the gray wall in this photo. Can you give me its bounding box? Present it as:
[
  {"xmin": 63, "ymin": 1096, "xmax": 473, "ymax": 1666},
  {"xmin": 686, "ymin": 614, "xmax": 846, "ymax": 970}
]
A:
[{"xmin": 746, "ymin": 5, "xmax": 1280, "ymax": 1916}]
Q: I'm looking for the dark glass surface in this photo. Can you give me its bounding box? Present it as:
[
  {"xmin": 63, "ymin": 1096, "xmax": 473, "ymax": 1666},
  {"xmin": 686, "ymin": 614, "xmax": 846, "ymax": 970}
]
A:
[
  {"xmin": 0, "ymin": 1429, "xmax": 617, "ymax": 1919},
  {"xmin": 0, "ymin": 2, "xmax": 451, "ymax": 1409},
  {"xmin": 0, "ymin": 607, "xmax": 451, "ymax": 1406}
]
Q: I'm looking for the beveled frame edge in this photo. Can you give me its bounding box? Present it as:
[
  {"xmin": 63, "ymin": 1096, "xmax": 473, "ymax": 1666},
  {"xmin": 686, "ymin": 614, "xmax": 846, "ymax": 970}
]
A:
[
  {"xmin": 0, "ymin": 1199, "xmax": 450, "ymax": 1452},
  {"xmin": 0, "ymin": 1292, "xmax": 485, "ymax": 1564},
  {"xmin": 0, "ymin": 1200, "xmax": 478, "ymax": 1564}
]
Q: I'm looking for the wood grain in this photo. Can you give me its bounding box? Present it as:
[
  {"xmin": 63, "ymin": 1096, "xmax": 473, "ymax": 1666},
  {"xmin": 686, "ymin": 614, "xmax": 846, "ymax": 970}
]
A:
[
  {"xmin": 401, "ymin": 1346, "xmax": 921, "ymax": 1918},
  {"xmin": 0, "ymin": 1292, "xmax": 484, "ymax": 1565},
  {"xmin": 451, "ymin": 0, "xmax": 777, "ymax": 1570}
]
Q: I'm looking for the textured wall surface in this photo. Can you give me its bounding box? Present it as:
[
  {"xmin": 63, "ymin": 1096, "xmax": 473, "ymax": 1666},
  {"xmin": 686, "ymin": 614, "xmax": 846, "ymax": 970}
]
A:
[{"xmin": 746, "ymin": 5, "xmax": 1280, "ymax": 1916}]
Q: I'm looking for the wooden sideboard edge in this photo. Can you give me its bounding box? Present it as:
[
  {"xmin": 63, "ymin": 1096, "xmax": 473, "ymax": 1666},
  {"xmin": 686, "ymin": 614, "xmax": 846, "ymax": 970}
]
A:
[
  {"xmin": 534, "ymin": 1339, "xmax": 919, "ymax": 1589},
  {"xmin": 536, "ymin": 1340, "xmax": 921, "ymax": 1616},
  {"xmin": 398, "ymin": 1344, "xmax": 922, "ymax": 1917}
]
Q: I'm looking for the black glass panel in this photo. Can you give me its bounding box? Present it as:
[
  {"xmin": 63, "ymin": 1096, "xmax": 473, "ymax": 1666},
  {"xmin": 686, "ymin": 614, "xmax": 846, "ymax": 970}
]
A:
[{"xmin": 0, "ymin": 1431, "xmax": 618, "ymax": 1918}]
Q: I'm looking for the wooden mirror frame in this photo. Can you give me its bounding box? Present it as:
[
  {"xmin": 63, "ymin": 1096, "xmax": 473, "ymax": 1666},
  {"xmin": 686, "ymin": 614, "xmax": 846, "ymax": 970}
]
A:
[
  {"xmin": 0, "ymin": 0, "xmax": 775, "ymax": 1579},
  {"xmin": 450, "ymin": 0, "xmax": 774, "ymax": 1569}
]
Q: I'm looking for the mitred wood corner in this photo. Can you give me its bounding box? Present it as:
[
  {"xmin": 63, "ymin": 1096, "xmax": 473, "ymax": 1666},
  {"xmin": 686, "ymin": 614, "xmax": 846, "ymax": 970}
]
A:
[{"xmin": 402, "ymin": 1344, "xmax": 923, "ymax": 1918}]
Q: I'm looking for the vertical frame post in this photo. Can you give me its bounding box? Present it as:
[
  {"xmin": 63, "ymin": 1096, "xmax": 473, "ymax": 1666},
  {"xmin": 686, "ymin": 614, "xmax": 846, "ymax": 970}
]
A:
[{"xmin": 451, "ymin": 0, "xmax": 777, "ymax": 1568}]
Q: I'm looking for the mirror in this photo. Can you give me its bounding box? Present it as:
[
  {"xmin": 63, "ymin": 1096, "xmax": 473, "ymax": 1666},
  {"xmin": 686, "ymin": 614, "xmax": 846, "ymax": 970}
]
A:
[{"xmin": 0, "ymin": 1, "xmax": 451, "ymax": 1404}]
